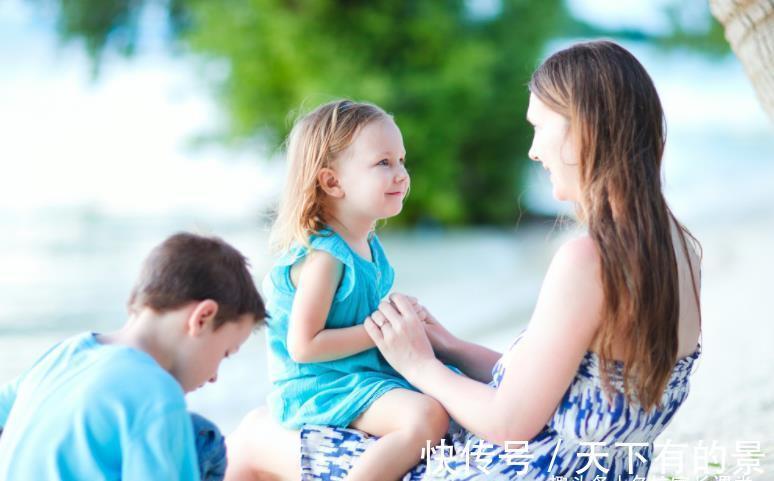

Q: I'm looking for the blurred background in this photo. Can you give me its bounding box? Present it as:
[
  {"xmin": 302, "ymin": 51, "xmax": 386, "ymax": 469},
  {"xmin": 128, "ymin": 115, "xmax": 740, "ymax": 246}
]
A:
[{"xmin": 1, "ymin": 0, "xmax": 772, "ymax": 478}]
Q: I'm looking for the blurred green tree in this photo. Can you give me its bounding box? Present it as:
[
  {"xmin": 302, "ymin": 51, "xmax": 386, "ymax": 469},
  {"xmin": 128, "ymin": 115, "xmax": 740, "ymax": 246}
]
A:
[{"xmin": 33, "ymin": 0, "xmax": 730, "ymax": 225}]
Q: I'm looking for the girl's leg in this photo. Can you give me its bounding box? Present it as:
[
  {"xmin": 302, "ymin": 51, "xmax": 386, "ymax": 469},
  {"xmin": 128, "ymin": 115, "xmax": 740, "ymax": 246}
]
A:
[
  {"xmin": 224, "ymin": 406, "xmax": 302, "ymax": 481},
  {"xmin": 346, "ymin": 389, "xmax": 449, "ymax": 481}
]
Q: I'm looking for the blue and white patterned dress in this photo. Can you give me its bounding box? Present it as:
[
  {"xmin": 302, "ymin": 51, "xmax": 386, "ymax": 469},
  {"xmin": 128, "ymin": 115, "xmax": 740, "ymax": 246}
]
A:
[{"xmin": 300, "ymin": 328, "xmax": 701, "ymax": 480}]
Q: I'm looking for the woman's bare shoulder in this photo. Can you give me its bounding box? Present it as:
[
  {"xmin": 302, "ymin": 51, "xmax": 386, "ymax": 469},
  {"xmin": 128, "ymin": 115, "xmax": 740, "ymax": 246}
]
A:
[
  {"xmin": 552, "ymin": 234, "xmax": 601, "ymax": 275},
  {"xmin": 536, "ymin": 234, "xmax": 604, "ymax": 332}
]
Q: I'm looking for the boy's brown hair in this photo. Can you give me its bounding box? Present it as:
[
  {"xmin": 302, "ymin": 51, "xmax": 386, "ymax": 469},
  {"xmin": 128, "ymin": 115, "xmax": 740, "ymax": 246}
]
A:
[{"xmin": 128, "ymin": 232, "xmax": 266, "ymax": 329}]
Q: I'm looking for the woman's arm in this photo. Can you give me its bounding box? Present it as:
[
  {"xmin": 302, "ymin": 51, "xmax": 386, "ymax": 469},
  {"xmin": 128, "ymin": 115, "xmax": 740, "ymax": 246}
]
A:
[
  {"xmin": 286, "ymin": 250, "xmax": 375, "ymax": 363},
  {"xmin": 409, "ymin": 300, "xmax": 501, "ymax": 383},
  {"xmin": 442, "ymin": 338, "xmax": 502, "ymax": 383},
  {"xmin": 367, "ymin": 236, "xmax": 604, "ymax": 444},
  {"xmin": 431, "ymin": 331, "xmax": 501, "ymax": 384}
]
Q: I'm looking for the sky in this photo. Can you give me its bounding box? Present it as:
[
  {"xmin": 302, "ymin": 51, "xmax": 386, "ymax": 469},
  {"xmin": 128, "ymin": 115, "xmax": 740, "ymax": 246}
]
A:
[
  {"xmin": 0, "ymin": 0, "xmax": 277, "ymax": 219},
  {"xmin": 0, "ymin": 0, "xmax": 771, "ymax": 220}
]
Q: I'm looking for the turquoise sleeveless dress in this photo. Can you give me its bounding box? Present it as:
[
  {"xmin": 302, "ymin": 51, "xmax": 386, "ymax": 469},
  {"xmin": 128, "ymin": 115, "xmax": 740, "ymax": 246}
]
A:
[
  {"xmin": 299, "ymin": 327, "xmax": 702, "ymax": 480},
  {"xmin": 262, "ymin": 227, "xmax": 416, "ymax": 429}
]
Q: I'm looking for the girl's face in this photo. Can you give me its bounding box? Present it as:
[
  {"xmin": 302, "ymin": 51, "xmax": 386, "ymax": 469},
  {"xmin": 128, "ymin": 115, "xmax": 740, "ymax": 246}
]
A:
[
  {"xmin": 526, "ymin": 93, "xmax": 581, "ymax": 202},
  {"xmin": 333, "ymin": 118, "xmax": 409, "ymax": 221}
]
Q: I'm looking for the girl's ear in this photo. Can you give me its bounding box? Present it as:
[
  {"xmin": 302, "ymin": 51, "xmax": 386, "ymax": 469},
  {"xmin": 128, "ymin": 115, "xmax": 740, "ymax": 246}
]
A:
[{"xmin": 318, "ymin": 168, "xmax": 344, "ymax": 198}]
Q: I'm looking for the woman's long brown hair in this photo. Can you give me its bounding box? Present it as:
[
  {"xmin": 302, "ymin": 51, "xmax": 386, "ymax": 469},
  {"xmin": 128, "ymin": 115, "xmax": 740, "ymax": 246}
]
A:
[{"xmin": 529, "ymin": 40, "xmax": 702, "ymax": 411}]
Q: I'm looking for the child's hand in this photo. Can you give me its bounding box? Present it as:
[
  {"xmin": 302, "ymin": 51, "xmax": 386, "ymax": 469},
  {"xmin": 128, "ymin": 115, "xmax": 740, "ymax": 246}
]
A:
[
  {"xmin": 406, "ymin": 296, "xmax": 429, "ymax": 323},
  {"xmin": 389, "ymin": 293, "xmax": 456, "ymax": 360},
  {"xmin": 390, "ymin": 293, "xmax": 428, "ymax": 323}
]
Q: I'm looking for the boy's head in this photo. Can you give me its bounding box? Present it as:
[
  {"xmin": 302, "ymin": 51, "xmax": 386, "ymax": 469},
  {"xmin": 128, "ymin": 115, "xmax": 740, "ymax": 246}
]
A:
[{"xmin": 128, "ymin": 232, "xmax": 266, "ymax": 391}]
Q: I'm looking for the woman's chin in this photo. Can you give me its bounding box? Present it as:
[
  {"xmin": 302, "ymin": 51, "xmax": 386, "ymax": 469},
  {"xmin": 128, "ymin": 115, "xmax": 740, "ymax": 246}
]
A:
[
  {"xmin": 552, "ymin": 187, "xmax": 567, "ymax": 202},
  {"xmin": 551, "ymin": 184, "xmax": 578, "ymax": 203}
]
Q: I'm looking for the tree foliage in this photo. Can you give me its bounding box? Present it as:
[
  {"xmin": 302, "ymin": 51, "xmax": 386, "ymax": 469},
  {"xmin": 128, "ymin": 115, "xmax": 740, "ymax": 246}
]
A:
[{"xmin": 35, "ymin": 0, "xmax": 729, "ymax": 225}]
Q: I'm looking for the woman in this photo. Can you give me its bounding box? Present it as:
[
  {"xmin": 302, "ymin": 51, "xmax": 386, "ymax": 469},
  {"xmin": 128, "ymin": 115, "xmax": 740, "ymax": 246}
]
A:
[{"xmin": 225, "ymin": 39, "xmax": 702, "ymax": 481}]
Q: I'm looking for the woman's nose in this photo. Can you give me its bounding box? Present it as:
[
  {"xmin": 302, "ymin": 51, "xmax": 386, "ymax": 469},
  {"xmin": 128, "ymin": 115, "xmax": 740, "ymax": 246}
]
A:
[{"xmin": 528, "ymin": 145, "xmax": 539, "ymax": 162}]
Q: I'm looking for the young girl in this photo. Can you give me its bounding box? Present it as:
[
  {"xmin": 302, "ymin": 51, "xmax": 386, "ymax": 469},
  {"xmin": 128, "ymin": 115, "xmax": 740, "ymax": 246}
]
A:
[{"xmin": 261, "ymin": 100, "xmax": 449, "ymax": 481}]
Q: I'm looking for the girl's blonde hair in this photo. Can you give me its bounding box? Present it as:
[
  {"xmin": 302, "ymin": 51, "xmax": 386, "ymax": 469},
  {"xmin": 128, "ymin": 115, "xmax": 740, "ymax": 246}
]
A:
[{"xmin": 269, "ymin": 99, "xmax": 391, "ymax": 254}]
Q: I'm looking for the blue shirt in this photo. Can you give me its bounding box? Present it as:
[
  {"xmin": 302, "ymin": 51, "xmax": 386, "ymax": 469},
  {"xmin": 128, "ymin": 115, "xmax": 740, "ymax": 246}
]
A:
[
  {"xmin": 0, "ymin": 332, "xmax": 200, "ymax": 481},
  {"xmin": 263, "ymin": 228, "xmax": 416, "ymax": 429}
]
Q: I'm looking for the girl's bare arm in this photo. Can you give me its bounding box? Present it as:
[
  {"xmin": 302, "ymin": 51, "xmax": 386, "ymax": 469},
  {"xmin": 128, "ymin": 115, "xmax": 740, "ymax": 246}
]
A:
[{"xmin": 286, "ymin": 250, "xmax": 375, "ymax": 363}]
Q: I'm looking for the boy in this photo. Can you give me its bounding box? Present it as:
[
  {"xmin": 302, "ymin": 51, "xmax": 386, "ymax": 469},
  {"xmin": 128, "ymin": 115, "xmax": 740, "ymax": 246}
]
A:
[{"xmin": 0, "ymin": 232, "xmax": 266, "ymax": 480}]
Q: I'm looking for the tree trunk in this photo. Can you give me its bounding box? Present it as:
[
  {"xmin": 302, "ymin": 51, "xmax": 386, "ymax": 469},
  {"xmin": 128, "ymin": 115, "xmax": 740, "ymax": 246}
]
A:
[{"xmin": 709, "ymin": 0, "xmax": 774, "ymax": 121}]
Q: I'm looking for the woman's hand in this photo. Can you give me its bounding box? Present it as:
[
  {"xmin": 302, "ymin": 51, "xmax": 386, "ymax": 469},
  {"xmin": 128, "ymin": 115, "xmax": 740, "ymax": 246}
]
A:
[
  {"xmin": 364, "ymin": 294, "xmax": 441, "ymax": 382},
  {"xmin": 402, "ymin": 296, "xmax": 458, "ymax": 362}
]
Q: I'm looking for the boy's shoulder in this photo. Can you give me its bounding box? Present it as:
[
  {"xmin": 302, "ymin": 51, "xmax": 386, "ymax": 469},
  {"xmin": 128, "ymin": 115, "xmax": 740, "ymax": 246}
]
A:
[
  {"xmin": 43, "ymin": 332, "xmax": 186, "ymax": 412},
  {"xmin": 89, "ymin": 340, "xmax": 185, "ymax": 407}
]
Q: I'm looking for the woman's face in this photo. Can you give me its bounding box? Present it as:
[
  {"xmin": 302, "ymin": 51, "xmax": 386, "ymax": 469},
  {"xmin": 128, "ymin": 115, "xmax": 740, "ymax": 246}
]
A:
[{"xmin": 526, "ymin": 93, "xmax": 581, "ymax": 202}]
